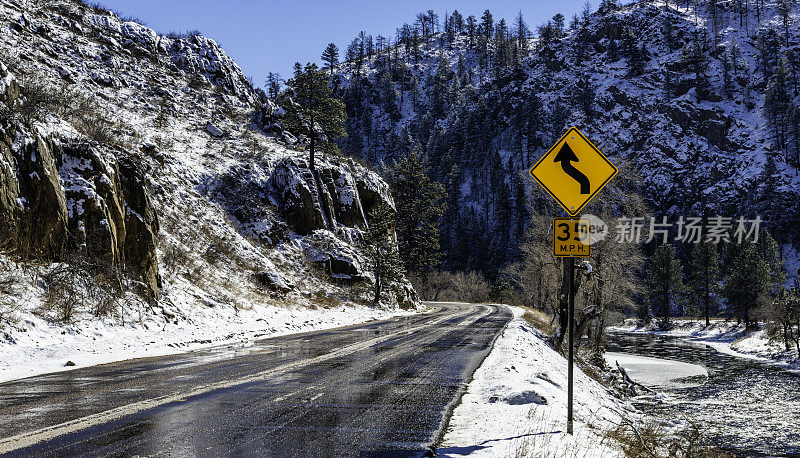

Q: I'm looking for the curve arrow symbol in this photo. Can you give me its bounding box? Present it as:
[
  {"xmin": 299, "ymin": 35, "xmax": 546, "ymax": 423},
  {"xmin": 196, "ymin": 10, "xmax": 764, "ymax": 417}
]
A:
[{"xmin": 554, "ymin": 142, "xmax": 590, "ymax": 194}]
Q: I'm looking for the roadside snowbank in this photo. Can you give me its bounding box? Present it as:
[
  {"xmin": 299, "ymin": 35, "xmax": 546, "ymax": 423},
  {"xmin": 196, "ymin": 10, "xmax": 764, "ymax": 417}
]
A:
[
  {"xmin": 610, "ymin": 320, "xmax": 800, "ymax": 373},
  {"xmin": 0, "ymin": 302, "xmax": 413, "ymax": 384},
  {"xmin": 439, "ymin": 307, "xmax": 634, "ymax": 457}
]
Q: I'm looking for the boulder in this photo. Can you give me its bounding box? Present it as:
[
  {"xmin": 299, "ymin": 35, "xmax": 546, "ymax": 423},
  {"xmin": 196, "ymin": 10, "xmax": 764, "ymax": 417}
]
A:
[
  {"xmin": 0, "ymin": 62, "xmax": 20, "ymax": 108},
  {"xmin": 268, "ymin": 158, "xmax": 327, "ymax": 234},
  {"xmin": 205, "ymin": 122, "xmax": 224, "ymax": 138},
  {"xmin": 303, "ymin": 230, "xmax": 364, "ymax": 281},
  {"xmin": 395, "ymin": 281, "xmax": 420, "ymax": 310},
  {"xmin": 254, "ymin": 270, "xmax": 293, "ymax": 293},
  {"xmin": 90, "ymin": 71, "xmax": 115, "ymax": 87},
  {"xmin": 699, "ymin": 118, "xmax": 730, "ymax": 150},
  {"xmin": 281, "ymin": 130, "xmax": 297, "ymax": 145}
]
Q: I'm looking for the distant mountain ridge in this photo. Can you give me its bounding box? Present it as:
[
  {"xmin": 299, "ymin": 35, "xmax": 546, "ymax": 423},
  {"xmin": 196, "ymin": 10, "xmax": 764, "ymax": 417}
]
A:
[{"xmin": 330, "ymin": 0, "xmax": 800, "ymax": 275}]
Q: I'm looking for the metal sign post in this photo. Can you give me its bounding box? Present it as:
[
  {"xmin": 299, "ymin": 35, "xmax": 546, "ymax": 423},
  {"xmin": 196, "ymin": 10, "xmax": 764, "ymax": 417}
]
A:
[
  {"xmin": 530, "ymin": 128, "xmax": 617, "ymax": 436},
  {"xmin": 567, "ymin": 256, "xmax": 575, "ymax": 435}
]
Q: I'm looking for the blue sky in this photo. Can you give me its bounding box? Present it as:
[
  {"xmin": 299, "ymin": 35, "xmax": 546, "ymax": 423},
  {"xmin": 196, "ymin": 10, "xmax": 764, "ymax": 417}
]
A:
[{"xmin": 97, "ymin": 0, "xmax": 595, "ymax": 87}]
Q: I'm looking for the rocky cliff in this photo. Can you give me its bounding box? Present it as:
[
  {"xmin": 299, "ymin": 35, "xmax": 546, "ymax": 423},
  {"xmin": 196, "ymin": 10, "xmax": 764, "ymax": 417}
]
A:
[
  {"xmin": 1, "ymin": 59, "xmax": 161, "ymax": 301},
  {"xmin": 0, "ymin": 0, "xmax": 417, "ymax": 324}
]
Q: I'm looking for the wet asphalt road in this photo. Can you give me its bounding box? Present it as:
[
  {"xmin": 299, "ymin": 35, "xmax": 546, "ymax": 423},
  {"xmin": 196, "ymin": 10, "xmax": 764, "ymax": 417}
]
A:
[{"xmin": 0, "ymin": 303, "xmax": 512, "ymax": 457}]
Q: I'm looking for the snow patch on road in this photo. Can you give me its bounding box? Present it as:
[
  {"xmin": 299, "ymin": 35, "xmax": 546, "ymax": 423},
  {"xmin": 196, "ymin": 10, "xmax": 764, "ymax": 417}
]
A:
[{"xmin": 439, "ymin": 307, "xmax": 634, "ymax": 457}]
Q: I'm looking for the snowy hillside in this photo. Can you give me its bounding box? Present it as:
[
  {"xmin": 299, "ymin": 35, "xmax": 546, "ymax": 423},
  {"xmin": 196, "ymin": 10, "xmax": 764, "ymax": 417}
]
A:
[
  {"xmin": 0, "ymin": 0, "xmax": 418, "ymax": 372},
  {"xmin": 332, "ymin": 0, "xmax": 800, "ymax": 276}
]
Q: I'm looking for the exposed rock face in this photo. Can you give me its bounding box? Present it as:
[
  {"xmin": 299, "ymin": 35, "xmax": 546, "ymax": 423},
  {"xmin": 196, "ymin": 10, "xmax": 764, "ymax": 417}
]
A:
[
  {"xmin": 118, "ymin": 156, "xmax": 161, "ymax": 301},
  {"xmin": 167, "ymin": 34, "xmax": 257, "ymax": 104},
  {"xmin": 1, "ymin": 62, "xmax": 69, "ymax": 258},
  {"xmin": 269, "ymin": 157, "xmax": 394, "ymax": 236},
  {"xmin": 60, "ymin": 143, "xmax": 126, "ymax": 267},
  {"xmin": 80, "ymin": 11, "xmax": 256, "ymax": 104},
  {"xmin": 661, "ymin": 100, "xmax": 733, "ymax": 150},
  {"xmin": 16, "ymin": 133, "xmax": 69, "ymax": 260},
  {"xmin": 269, "ymin": 158, "xmax": 327, "ymax": 235},
  {"xmin": 0, "ymin": 61, "xmax": 160, "ymax": 301},
  {"xmin": 303, "ymin": 231, "xmax": 364, "ymax": 281}
]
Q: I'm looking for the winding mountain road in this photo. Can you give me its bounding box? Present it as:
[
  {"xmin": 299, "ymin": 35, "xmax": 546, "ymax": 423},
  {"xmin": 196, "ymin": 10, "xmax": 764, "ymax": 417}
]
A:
[{"xmin": 0, "ymin": 303, "xmax": 511, "ymax": 457}]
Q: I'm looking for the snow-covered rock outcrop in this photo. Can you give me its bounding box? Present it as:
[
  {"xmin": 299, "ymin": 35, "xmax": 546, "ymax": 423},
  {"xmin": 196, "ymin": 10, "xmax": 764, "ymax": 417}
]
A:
[
  {"xmin": 0, "ymin": 62, "xmax": 161, "ymax": 301},
  {"xmin": 0, "ymin": 0, "xmax": 418, "ymax": 320}
]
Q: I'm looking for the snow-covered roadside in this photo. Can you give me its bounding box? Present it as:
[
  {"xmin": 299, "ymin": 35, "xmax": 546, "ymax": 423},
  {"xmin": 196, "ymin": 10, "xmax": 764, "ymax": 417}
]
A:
[
  {"xmin": 0, "ymin": 302, "xmax": 415, "ymax": 384},
  {"xmin": 439, "ymin": 307, "xmax": 635, "ymax": 457},
  {"xmin": 610, "ymin": 320, "xmax": 800, "ymax": 373}
]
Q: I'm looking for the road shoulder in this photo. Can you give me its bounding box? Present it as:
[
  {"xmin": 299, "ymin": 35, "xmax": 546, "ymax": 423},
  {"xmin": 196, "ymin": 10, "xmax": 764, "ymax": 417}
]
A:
[{"xmin": 438, "ymin": 307, "xmax": 633, "ymax": 457}]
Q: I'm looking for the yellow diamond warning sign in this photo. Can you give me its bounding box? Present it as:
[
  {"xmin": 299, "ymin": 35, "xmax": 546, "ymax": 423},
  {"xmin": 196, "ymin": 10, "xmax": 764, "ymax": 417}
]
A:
[
  {"xmin": 530, "ymin": 127, "xmax": 617, "ymax": 216},
  {"xmin": 553, "ymin": 217, "xmax": 591, "ymax": 258}
]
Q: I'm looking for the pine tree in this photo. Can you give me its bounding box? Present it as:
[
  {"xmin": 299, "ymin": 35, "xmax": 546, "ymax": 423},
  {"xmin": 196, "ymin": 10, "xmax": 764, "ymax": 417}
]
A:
[
  {"xmin": 265, "ymin": 72, "xmax": 282, "ymax": 100},
  {"xmin": 682, "ymin": 33, "xmax": 711, "ymax": 98},
  {"xmin": 756, "ymin": 28, "xmax": 780, "ymax": 84},
  {"xmin": 573, "ymin": 74, "xmax": 595, "ymax": 116},
  {"xmin": 645, "ymin": 244, "xmax": 684, "ymax": 326},
  {"xmin": 493, "ymin": 19, "xmax": 512, "ymax": 73},
  {"xmin": 756, "ymin": 230, "xmax": 785, "ymax": 292},
  {"xmin": 363, "ymin": 204, "xmax": 404, "ymax": 305},
  {"xmin": 689, "ymin": 241, "xmax": 720, "ymax": 326},
  {"xmin": 723, "ymin": 242, "xmax": 771, "ymax": 328},
  {"xmin": 451, "ymin": 10, "xmax": 464, "ymax": 33},
  {"xmin": 779, "ymin": 0, "xmax": 792, "ymax": 47},
  {"xmin": 321, "ymin": 43, "xmax": 340, "ymax": 78},
  {"xmin": 552, "ymin": 13, "xmax": 565, "ymax": 38},
  {"xmin": 386, "ymin": 151, "xmax": 447, "ymax": 275},
  {"xmin": 515, "ymin": 11, "xmax": 529, "ymax": 50},
  {"xmin": 480, "ymin": 10, "xmax": 494, "ymax": 38},
  {"xmin": 607, "ymin": 37, "xmax": 619, "ymax": 62},
  {"xmin": 764, "ymin": 59, "xmax": 791, "ymax": 159},
  {"xmin": 284, "ymin": 62, "xmax": 346, "ymax": 171},
  {"xmin": 466, "ymin": 15, "xmax": 477, "ymax": 48},
  {"xmin": 427, "ymin": 55, "xmax": 451, "ymax": 119}
]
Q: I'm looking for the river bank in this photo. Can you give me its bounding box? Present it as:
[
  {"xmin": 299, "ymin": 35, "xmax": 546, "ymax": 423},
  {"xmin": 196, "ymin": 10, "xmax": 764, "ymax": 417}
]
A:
[
  {"xmin": 606, "ymin": 330, "xmax": 800, "ymax": 455},
  {"xmin": 610, "ymin": 319, "xmax": 800, "ymax": 373}
]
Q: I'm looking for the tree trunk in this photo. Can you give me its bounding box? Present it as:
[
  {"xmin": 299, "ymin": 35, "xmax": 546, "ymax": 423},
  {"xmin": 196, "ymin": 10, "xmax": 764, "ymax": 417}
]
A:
[
  {"xmin": 574, "ymin": 310, "xmax": 598, "ymax": 350},
  {"xmin": 309, "ymin": 126, "xmax": 316, "ymax": 171},
  {"xmin": 374, "ymin": 273, "xmax": 381, "ymax": 305},
  {"xmin": 784, "ymin": 322, "xmax": 791, "ymax": 351}
]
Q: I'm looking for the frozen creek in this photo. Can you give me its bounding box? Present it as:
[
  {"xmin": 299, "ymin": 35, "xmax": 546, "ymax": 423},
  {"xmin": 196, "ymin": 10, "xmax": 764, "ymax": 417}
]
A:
[{"xmin": 607, "ymin": 331, "xmax": 800, "ymax": 456}]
